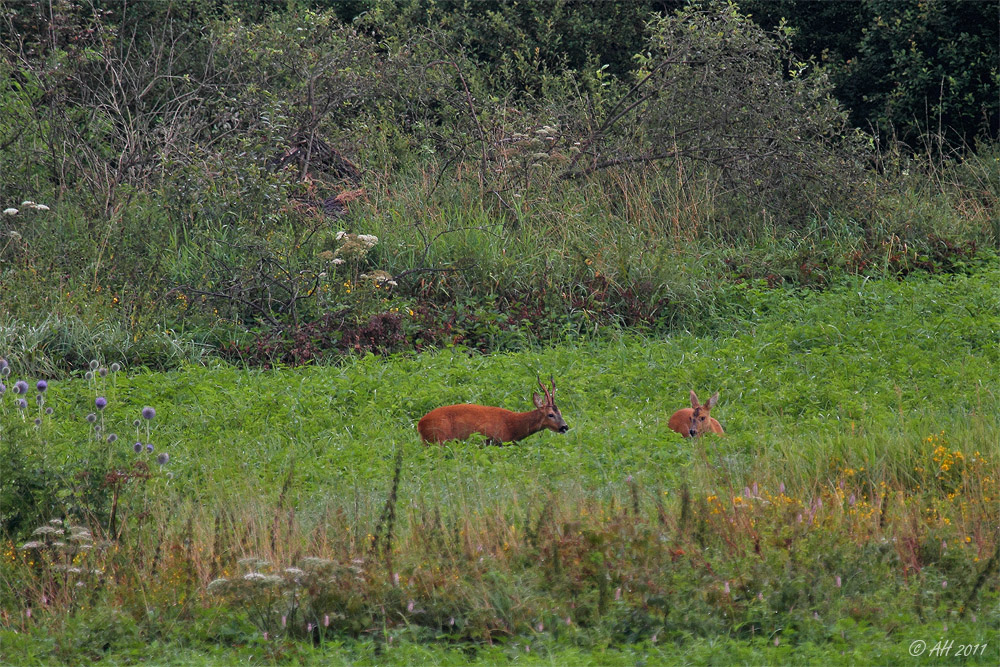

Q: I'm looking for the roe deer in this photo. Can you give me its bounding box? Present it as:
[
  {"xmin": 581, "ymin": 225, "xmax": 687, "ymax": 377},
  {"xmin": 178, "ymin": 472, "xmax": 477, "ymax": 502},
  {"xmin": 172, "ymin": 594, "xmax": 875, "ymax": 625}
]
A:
[
  {"xmin": 668, "ymin": 390, "xmax": 724, "ymax": 438},
  {"xmin": 418, "ymin": 377, "xmax": 569, "ymax": 445}
]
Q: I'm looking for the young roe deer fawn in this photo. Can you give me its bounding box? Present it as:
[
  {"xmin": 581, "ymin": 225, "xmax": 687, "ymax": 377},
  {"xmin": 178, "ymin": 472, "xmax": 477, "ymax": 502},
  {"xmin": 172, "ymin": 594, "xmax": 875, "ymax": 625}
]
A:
[{"xmin": 668, "ymin": 390, "xmax": 724, "ymax": 438}]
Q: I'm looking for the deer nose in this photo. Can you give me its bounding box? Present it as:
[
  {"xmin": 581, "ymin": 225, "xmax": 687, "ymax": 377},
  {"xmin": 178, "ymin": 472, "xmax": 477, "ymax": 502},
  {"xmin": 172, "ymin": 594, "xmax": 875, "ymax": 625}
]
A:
[
  {"xmin": 559, "ymin": 425, "xmax": 569, "ymax": 433},
  {"xmin": 689, "ymin": 428, "xmax": 697, "ymax": 437}
]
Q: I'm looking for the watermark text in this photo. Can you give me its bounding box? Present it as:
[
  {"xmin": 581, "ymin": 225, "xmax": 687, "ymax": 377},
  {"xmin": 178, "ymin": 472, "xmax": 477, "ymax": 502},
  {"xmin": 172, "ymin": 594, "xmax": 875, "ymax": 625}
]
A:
[{"xmin": 909, "ymin": 639, "xmax": 988, "ymax": 657}]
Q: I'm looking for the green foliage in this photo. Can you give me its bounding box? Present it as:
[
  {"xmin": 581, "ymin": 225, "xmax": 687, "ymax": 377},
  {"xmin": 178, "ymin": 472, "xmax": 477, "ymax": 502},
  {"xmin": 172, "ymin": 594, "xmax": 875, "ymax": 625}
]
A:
[
  {"xmin": 581, "ymin": 4, "xmax": 871, "ymax": 224},
  {"xmin": 0, "ymin": 440, "xmax": 60, "ymax": 539},
  {"xmin": 840, "ymin": 0, "xmax": 998, "ymax": 149},
  {"xmin": 743, "ymin": 0, "xmax": 1000, "ymax": 149},
  {"xmin": 2, "ymin": 1, "xmax": 997, "ymax": 372},
  {"xmin": 363, "ymin": 0, "xmax": 668, "ymax": 92}
]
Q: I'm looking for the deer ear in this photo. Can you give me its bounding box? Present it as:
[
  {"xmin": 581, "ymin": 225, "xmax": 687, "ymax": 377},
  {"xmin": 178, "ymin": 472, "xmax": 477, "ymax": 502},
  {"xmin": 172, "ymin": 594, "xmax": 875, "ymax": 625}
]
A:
[
  {"xmin": 689, "ymin": 390, "xmax": 700, "ymax": 408},
  {"xmin": 533, "ymin": 392, "xmax": 545, "ymax": 408},
  {"xmin": 707, "ymin": 392, "xmax": 719, "ymax": 409}
]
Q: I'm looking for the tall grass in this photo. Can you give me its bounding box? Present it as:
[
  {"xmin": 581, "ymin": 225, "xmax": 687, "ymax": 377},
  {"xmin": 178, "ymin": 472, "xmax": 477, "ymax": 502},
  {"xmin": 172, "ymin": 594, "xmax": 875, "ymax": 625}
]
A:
[{"xmin": 3, "ymin": 145, "xmax": 997, "ymax": 372}]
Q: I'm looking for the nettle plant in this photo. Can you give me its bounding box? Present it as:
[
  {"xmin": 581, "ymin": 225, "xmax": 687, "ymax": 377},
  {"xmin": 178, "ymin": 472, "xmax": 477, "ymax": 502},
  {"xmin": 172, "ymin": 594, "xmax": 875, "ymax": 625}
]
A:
[{"xmin": 1, "ymin": 357, "xmax": 171, "ymax": 543}]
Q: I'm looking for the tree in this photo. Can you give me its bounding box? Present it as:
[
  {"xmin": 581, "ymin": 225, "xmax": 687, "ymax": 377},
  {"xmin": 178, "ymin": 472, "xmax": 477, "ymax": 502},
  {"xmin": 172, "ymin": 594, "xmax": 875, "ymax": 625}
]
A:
[{"xmin": 743, "ymin": 0, "xmax": 1000, "ymax": 149}]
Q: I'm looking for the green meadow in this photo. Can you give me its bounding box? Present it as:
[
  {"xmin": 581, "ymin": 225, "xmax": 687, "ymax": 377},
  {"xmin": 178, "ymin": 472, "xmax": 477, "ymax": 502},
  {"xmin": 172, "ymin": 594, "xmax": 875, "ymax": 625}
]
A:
[{"xmin": 3, "ymin": 262, "xmax": 997, "ymax": 665}]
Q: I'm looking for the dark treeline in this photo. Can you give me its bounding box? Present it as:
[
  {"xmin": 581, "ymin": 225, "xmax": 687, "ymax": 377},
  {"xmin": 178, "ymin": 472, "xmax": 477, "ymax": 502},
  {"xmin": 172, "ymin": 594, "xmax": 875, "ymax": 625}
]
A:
[
  {"xmin": 330, "ymin": 0, "xmax": 998, "ymax": 148},
  {"xmin": 5, "ymin": 0, "xmax": 997, "ymax": 149}
]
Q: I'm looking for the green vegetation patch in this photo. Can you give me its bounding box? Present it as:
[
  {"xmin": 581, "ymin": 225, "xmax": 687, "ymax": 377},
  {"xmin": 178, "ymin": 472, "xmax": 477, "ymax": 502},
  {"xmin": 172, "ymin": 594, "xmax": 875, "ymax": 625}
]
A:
[{"xmin": 1, "ymin": 265, "xmax": 997, "ymax": 664}]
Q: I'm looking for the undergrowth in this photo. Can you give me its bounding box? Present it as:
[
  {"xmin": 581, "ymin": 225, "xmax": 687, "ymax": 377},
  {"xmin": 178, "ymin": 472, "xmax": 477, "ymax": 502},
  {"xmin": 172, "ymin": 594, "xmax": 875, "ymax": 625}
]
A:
[{"xmin": 1, "ymin": 3, "xmax": 997, "ymax": 373}]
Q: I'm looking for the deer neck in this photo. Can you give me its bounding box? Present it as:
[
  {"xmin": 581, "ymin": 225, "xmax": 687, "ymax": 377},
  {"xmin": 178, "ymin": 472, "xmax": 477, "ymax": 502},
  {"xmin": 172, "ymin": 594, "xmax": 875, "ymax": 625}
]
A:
[{"xmin": 507, "ymin": 409, "xmax": 546, "ymax": 442}]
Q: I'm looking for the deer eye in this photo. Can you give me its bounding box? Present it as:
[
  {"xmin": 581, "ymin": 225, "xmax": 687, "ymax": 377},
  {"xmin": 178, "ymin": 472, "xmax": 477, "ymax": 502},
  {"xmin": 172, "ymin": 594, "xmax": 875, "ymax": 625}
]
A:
[{"xmin": 548, "ymin": 413, "xmax": 556, "ymax": 418}]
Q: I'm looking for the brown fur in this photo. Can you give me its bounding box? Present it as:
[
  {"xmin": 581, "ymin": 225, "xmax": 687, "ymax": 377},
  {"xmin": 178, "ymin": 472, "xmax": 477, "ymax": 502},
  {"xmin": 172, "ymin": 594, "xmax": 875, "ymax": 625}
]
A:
[
  {"xmin": 418, "ymin": 379, "xmax": 568, "ymax": 445},
  {"xmin": 668, "ymin": 390, "xmax": 724, "ymax": 438}
]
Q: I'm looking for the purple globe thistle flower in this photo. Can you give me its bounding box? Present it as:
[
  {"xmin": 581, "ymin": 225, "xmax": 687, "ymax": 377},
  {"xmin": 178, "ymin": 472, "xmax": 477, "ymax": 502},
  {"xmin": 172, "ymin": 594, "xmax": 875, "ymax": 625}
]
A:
[
  {"xmin": 14, "ymin": 380, "xmax": 28, "ymax": 395},
  {"xmin": 35, "ymin": 394, "xmax": 44, "ymax": 405},
  {"xmin": 106, "ymin": 433, "xmax": 118, "ymax": 443},
  {"xmin": 145, "ymin": 443, "xmax": 154, "ymax": 453},
  {"xmin": 0, "ymin": 358, "xmax": 6, "ymax": 370},
  {"xmin": 156, "ymin": 453, "xmax": 169, "ymax": 465},
  {"xmin": 95, "ymin": 397, "xmax": 107, "ymax": 410},
  {"xmin": 132, "ymin": 419, "xmax": 141, "ymax": 428},
  {"xmin": 84, "ymin": 371, "xmax": 94, "ymax": 381},
  {"xmin": 133, "ymin": 442, "xmax": 143, "ymax": 453},
  {"xmin": 36, "ymin": 380, "xmax": 47, "ymax": 392},
  {"xmin": 89, "ymin": 359, "xmax": 99, "ymax": 370},
  {"xmin": 98, "ymin": 367, "xmax": 107, "ymax": 378},
  {"xmin": 93, "ymin": 423, "xmax": 102, "ymax": 433},
  {"xmin": 0, "ymin": 383, "xmax": 5, "ymax": 395},
  {"xmin": 34, "ymin": 418, "xmax": 41, "ymax": 426},
  {"xmin": 141, "ymin": 406, "xmax": 156, "ymax": 420},
  {"xmin": 86, "ymin": 413, "xmax": 97, "ymax": 423},
  {"xmin": 0, "ymin": 365, "xmax": 9, "ymax": 378},
  {"xmin": 110, "ymin": 363, "xmax": 121, "ymax": 373},
  {"xmin": 16, "ymin": 398, "xmax": 27, "ymax": 409},
  {"xmin": 45, "ymin": 407, "xmax": 53, "ymax": 415}
]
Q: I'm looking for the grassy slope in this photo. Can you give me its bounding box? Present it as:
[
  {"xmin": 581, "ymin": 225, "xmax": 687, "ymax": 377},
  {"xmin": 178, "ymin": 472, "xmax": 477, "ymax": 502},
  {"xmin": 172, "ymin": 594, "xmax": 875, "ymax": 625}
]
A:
[
  {"xmin": 44, "ymin": 262, "xmax": 995, "ymax": 501},
  {"xmin": 2, "ymin": 262, "xmax": 998, "ymax": 665}
]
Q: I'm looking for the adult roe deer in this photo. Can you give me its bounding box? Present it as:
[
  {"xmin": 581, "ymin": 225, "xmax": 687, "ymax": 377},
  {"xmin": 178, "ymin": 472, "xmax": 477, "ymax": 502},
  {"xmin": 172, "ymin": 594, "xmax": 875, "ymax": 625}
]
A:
[
  {"xmin": 418, "ymin": 377, "xmax": 569, "ymax": 445},
  {"xmin": 668, "ymin": 390, "xmax": 724, "ymax": 438}
]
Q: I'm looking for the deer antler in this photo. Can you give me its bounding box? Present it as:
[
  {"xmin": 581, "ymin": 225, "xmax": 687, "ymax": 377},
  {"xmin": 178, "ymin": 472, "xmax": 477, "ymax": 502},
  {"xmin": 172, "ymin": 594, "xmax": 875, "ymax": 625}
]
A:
[{"xmin": 537, "ymin": 376, "xmax": 552, "ymax": 404}]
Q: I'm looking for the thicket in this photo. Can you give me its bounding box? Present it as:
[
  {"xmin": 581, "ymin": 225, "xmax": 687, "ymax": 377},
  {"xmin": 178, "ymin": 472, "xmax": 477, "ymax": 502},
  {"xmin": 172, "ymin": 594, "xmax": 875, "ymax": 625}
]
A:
[{"xmin": 0, "ymin": 1, "xmax": 997, "ymax": 373}]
